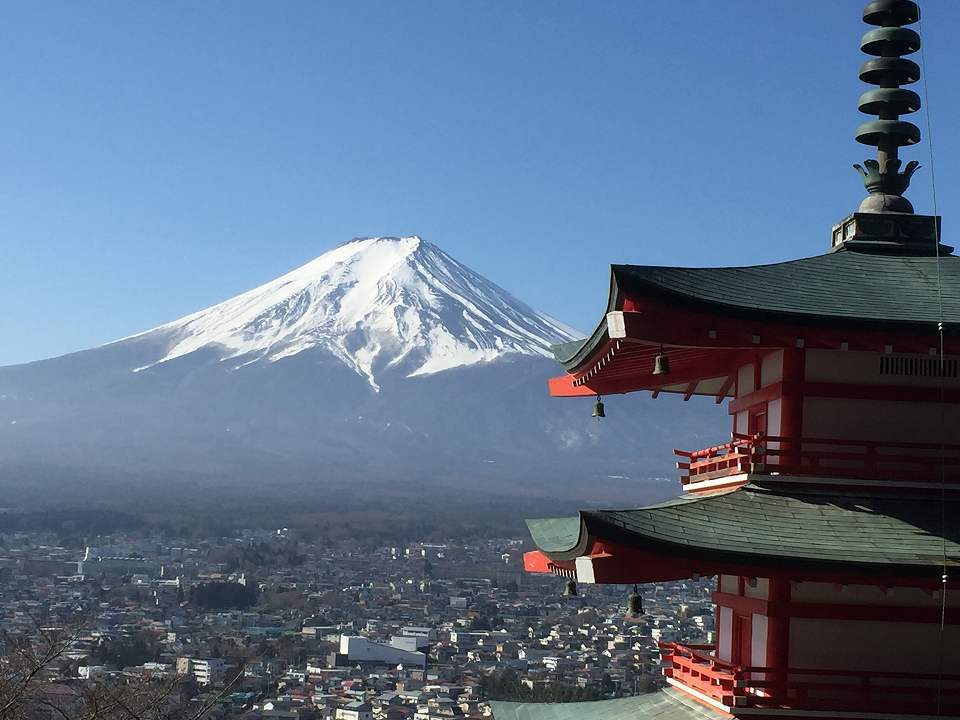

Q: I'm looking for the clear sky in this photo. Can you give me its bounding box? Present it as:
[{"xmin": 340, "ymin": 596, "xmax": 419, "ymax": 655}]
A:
[{"xmin": 2, "ymin": 0, "xmax": 958, "ymax": 366}]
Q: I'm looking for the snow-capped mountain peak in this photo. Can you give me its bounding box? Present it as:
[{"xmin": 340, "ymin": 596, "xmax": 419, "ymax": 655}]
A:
[{"xmin": 128, "ymin": 236, "xmax": 579, "ymax": 388}]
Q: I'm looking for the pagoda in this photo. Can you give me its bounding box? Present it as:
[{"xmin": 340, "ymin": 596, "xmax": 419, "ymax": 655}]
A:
[{"xmin": 493, "ymin": 2, "xmax": 960, "ymax": 719}]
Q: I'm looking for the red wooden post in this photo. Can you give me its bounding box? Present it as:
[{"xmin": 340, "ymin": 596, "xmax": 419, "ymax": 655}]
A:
[
  {"xmin": 865, "ymin": 443, "xmax": 877, "ymax": 473},
  {"xmin": 766, "ymin": 578, "xmax": 791, "ymax": 703}
]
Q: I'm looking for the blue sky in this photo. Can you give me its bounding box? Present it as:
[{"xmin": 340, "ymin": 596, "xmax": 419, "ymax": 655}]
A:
[{"xmin": 1, "ymin": 0, "xmax": 958, "ymax": 366}]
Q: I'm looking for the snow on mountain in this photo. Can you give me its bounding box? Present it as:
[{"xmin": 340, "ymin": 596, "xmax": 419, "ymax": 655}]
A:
[{"xmin": 125, "ymin": 236, "xmax": 579, "ymax": 388}]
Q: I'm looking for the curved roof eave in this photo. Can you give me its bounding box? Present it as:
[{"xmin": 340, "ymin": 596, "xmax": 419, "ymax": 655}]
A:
[
  {"xmin": 527, "ymin": 483, "xmax": 960, "ymax": 577},
  {"xmin": 552, "ymin": 249, "xmax": 960, "ymax": 373},
  {"xmin": 550, "ymin": 266, "xmax": 624, "ymax": 370}
]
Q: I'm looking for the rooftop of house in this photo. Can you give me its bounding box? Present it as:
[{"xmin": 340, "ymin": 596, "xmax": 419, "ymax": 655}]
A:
[{"xmin": 489, "ymin": 687, "xmax": 724, "ymax": 720}]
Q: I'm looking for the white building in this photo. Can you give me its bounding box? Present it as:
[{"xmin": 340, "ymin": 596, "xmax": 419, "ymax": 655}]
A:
[
  {"xmin": 336, "ymin": 701, "xmax": 373, "ymax": 720},
  {"xmin": 400, "ymin": 626, "xmax": 435, "ymax": 640},
  {"xmin": 390, "ymin": 635, "xmax": 429, "ymax": 652},
  {"xmin": 79, "ymin": 548, "xmax": 158, "ymax": 577},
  {"xmin": 176, "ymin": 656, "xmax": 225, "ymax": 686},
  {"xmin": 339, "ymin": 635, "xmax": 426, "ymax": 668}
]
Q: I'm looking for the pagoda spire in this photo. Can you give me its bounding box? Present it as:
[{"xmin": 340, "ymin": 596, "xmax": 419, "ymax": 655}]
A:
[{"xmin": 853, "ymin": 0, "xmax": 923, "ymax": 214}]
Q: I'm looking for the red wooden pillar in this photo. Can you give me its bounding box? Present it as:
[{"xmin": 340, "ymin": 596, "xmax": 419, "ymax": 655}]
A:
[{"xmin": 766, "ymin": 578, "xmax": 790, "ymax": 700}]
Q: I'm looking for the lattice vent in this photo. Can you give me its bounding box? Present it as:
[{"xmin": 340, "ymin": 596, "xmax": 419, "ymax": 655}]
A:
[{"xmin": 879, "ymin": 355, "xmax": 958, "ymax": 378}]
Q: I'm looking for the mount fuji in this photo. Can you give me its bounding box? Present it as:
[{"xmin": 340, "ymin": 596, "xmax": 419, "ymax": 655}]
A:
[
  {"xmin": 125, "ymin": 236, "xmax": 577, "ymax": 388},
  {"xmin": 0, "ymin": 236, "xmax": 722, "ymax": 512}
]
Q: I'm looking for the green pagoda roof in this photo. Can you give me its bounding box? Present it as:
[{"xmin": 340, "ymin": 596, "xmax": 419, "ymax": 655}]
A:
[
  {"xmin": 490, "ymin": 688, "xmax": 724, "ymax": 720},
  {"xmin": 554, "ymin": 248, "xmax": 960, "ymax": 370},
  {"xmin": 527, "ymin": 483, "xmax": 960, "ymax": 576}
]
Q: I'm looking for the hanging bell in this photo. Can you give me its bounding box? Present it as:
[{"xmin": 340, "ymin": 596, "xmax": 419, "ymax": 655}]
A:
[
  {"xmin": 652, "ymin": 348, "xmax": 671, "ymax": 376},
  {"xmin": 591, "ymin": 397, "xmax": 605, "ymax": 418},
  {"xmin": 562, "ymin": 578, "xmax": 578, "ymax": 597},
  {"xmin": 624, "ymin": 584, "xmax": 644, "ymax": 621}
]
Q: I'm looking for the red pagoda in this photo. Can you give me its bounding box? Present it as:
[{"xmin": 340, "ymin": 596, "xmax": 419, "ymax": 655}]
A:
[{"xmin": 494, "ymin": 1, "xmax": 960, "ymax": 718}]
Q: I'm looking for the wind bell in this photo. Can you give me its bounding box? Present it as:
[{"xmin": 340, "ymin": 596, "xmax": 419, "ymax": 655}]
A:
[
  {"xmin": 591, "ymin": 395, "xmax": 605, "ymax": 419},
  {"xmin": 652, "ymin": 347, "xmax": 671, "ymax": 376},
  {"xmin": 624, "ymin": 584, "xmax": 644, "ymax": 622}
]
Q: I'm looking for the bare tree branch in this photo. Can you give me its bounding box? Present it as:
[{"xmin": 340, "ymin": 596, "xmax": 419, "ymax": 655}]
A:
[{"xmin": 0, "ymin": 615, "xmax": 226, "ymax": 720}]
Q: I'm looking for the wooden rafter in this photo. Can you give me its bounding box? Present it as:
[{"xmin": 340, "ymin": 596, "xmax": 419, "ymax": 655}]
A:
[{"xmin": 714, "ymin": 375, "xmax": 735, "ymax": 404}]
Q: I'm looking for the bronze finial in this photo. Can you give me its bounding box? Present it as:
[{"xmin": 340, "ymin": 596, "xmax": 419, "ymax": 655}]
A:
[{"xmin": 853, "ymin": 0, "xmax": 922, "ymax": 213}]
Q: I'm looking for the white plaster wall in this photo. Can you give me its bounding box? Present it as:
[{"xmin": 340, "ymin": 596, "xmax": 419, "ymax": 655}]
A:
[
  {"xmin": 735, "ymin": 410, "xmax": 748, "ymax": 434},
  {"xmin": 805, "ymin": 350, "xmax": 875, "ymax": 384},
  {"xmin": 766, "ymin": 399, "xmax": 782, "ymax": 436},
  {"xmin": 720, "ymin": 575, "xmax": 739, "ymax": 594},
  {"xmin": 718, "ymin": 606, "xmax": 733, "ymax": 662},
  {"xmin": 761, "ymin": 350, "xmax": 783, "ymax": 387},
  {"xmin": 737, "ymin": 364, "xmax": 755, "ymax": 397},
  {"xmin": 744, "ymin": 577, "xmax": 770, "ymax": 600},
  {"xmin": 766, "ymin": 397, "xmax": 782, "ymax": 463},
  {"xmin": 751, "ymin": 615, "xmax": 768, "ymax": 669},
  {"xmin": 789, "ymin": 619, "xmax": 960, "ymax": 673},
  {"xmin": 803, "ymin": 397, "xmax": 960, "ymax": 444},
  {"xmin": 789, "ymin": 583, "xmax": 960, "ymax": 677},
  {"xmin": 805, "ymin": 349, "xmax": 960, "ymax": 388}
]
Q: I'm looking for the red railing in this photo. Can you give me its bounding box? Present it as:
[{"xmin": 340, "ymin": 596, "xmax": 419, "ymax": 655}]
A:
[
  {"xmin": 673, "ymin": 437, "xmax": 755, "ymax": 487},
  {"xmin": 659, "ymin": 642, "xmax": 960, "ymax": 714},
  {"xmin": 657, "ymin": 642, "xmax": 739, "ymax": 705},
  {"xmin": 738, "ymin": 667, "xmax": 960, "ymax": 714},
  {"xmin": 675, "ymin": 432, "xmax": 960, "ymax": 488}
]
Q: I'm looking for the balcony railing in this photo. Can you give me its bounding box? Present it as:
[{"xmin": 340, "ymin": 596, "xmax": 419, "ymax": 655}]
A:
[
  {"xmin": 657, "ymin": 642, "xmax": 739, "ymax": 705},
  {"xmin": 660, "ymin": 642, "xmax": 960, "ymax": 715},
  {"xmin": 674, "ymin": 432, "xmax": 960, "ymax": 489},
  {"xmin": 674, "ymin": 437, "xmax": 754, "ymax": 488}
]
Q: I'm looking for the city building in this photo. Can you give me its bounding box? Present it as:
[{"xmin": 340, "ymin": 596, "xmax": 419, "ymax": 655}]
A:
[
  {"xmin": 502, "ymin": 1, "xmax": 960, "ymax": 718},
  {"xmin": 78, "ymin": 547, "xmax": 159, "ymax": 578},
  {"xmin": 176, "ymin": 656, "xmax": 225, "ymax": 686},
  {"xmin": 337, "ymin": 701, "xmax": 375, "ymax": 720},
  {"xmin": 335, "ymin": 635, "xmax": 427, "ymax": 669}
]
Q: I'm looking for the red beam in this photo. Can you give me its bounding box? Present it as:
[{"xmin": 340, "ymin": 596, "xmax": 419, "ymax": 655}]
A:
[
  {"xmin": 612, "ymin": 299, "xmax": 960, "ymax": 356},
  {"xmin": 559, "ymin": 300, "xmax": 960, "ymax": 398},
  {"xmin": 804, "ymin": 381, "xmax": 960, "ymax": 404},
  {"xmin": 787, "ymin": 601, "xmax": 960, "ymax": 624},
  {"xmin": 712, "ymin": 590, "xmax": 960, "ymax": 624},
  {"xmin": 727, "ymin": 379, "xmax": 960, "ymax": 415},
  {"xmin": 579, "ymin": 551, "xmax": 697, "ymax": 584},
  {"xmin": 539, "ymin": 536, "xmax": 960, "ymax": 590},
  {"xmin": 712, "ymin": 590, "xmax": 767, "ymax": 615},
  {"xmin": 728, "ymin": 382, "xmax": 785, "ymax": 414}
]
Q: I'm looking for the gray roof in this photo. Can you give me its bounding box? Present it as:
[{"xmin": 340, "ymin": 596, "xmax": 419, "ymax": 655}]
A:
[
  {"xmin": 616, "ymin": 251, "xmax": 960, "ymax": 323},
  {"xmin": 555, "ymin": 249, "xmax": 960, "ymax": 370},
  {"xmin": 527, "ymin": 483, "xmax": 960, "ymax": 575},
  {"xmin": 490, "ymin": 688, "xmax": 723, "ymax": 720}
]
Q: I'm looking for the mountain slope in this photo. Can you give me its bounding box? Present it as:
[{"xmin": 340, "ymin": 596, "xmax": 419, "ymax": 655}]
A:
[{"xmin": 0, "ymin": 236, "xmax": 725, "ymax": 509}]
